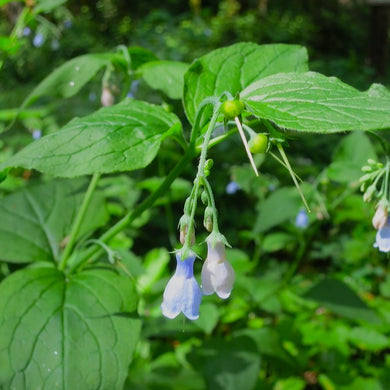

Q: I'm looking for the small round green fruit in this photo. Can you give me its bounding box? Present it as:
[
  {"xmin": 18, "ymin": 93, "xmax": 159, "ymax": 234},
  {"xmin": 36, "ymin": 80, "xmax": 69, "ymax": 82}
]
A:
[
  {"xmin": 220, "ymin": 100, "xmax": 245, "ymax": 119},
  {"xmin": 249, "ymin": 134, "xmax": 268, "ymax": 154}
]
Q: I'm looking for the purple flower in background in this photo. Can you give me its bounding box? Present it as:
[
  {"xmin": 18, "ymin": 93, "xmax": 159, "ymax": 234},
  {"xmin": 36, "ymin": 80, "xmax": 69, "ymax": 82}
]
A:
[
  {"xmin": 32, "ymin": 129, "xmax": 42, "ymax": 140},
  {"xmin": 22, "ymin": 27, "xmax": 31, "ymax": 37},
  {"xmin": 33, "ymin": 33, "xmax": 44, "ymax": 47},
  {"xmin": 64, "ymin": 20, "xmax": 73, "ymax": 29},
  {"xmin": 161, "ymin": 252, "xmax": 202, "ymax": 320},
  {"xmin": 374, "ymin": 218, "xmax": 390, "ymax": 253},
  {"xmin": 295, "ymin": 209, "xmax": 309, "ymax": 229},
  {"xmin": 226, "ymin": 181, "xmax": 240, "ymax": 195}
]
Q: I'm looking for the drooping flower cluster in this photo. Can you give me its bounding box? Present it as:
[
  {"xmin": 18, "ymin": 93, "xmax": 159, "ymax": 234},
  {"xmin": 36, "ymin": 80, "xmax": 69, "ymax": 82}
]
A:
[{"xmin": 161, "ymin": 234, "xmax": 235, "ymax": 320}]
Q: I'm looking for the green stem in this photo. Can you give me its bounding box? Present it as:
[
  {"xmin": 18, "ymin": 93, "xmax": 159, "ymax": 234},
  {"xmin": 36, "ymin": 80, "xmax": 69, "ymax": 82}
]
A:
[
  {"xmin": 183, "ymin": 107, "xmax": 221, "ymax": 252},
  {"xmin": 71, "ymin": 148, "xmax": 194, "ymax": 272},
  {"xmin": 58, "ymin": 173, "xmax": 101, "ymax": 271},
  {"xmin": 277, "ymin": 143, "xmax": 311, "ymax": 212},
  {"xmin": 201, "ymin": 176, "xmax": 219, "ymax": 232}
]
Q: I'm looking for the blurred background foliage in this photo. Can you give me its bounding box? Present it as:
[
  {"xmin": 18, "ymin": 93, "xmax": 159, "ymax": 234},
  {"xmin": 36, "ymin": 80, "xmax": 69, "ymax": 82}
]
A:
[{"xmin": 1, "ymin": 1, "xmax": 390, "ymax": 389}]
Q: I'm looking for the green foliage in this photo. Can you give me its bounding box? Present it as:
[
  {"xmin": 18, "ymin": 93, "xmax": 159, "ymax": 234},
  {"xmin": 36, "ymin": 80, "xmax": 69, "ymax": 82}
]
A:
[{"xmin": 1, "ymin": 4, "xmax": 390, "ymax": 388}]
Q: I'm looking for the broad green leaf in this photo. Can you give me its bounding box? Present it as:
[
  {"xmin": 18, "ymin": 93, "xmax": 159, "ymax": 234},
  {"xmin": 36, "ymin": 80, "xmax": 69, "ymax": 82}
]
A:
[
  {"xmin": 0, "ymin": 99, "xmax": 181, "ymax": 177},
  {"xmin": 305, "ymin": 277, "xmax": 381, "ymax": 324},
  {"xmin": 242, "ymin": 72, "xmax": 390, "ymax": 133},
  {"xmin": 0, "ymin": 179, "xmax": 108, "ymax": 264},
  {"xmin": 0, "ymin": 266, "xmax": 141, "ymax": 390},
  {"xmin": 22, "ymin": 53, "xmax": 114, "ymax": 108},
  {"xmin": 327, "ymin": 132, "xmax": 377, "ymax": 182},
  {"xmin": 183, "ymin": 43, "xmax": 308, "ymax": 124},
  {"xmin": 194, "ymin": 303, "xmax": 219, "ymax": 335},
  {"xmin": 262, "ymin": 232, "xmax": 296, "ymax": 252},
  {"xmin": 139, "ymin": 60, "xmax": 188, "ymax": 99}
]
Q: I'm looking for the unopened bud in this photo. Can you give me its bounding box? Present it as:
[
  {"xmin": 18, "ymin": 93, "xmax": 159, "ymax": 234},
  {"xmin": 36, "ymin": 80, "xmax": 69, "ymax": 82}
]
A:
[
  {"xmin": 201, "ymin": 190, "xmax": 208, "ymax": 205},
  {"xmin": 101, "ymin": 87, "xmax": 114, "ymax": 107},
  {"xmin": 363, "ymin": 185, "xmax": 376, "ymax": 202},
  {"xmin": 179, "ymin": 225, "xmax": 195, "ymax": 246},
  {"xmin": 203, "ymin": 206, "xmax": 214, "ymax": 232},
  {"xmin": 372, "ymin": 204, "xmax": 388, "ymax": 229}
]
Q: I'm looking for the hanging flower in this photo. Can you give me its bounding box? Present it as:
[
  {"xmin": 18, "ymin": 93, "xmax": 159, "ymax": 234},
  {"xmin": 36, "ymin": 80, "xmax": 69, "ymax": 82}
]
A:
[
  {"xmin": 161, "ymin": 252, "xmax": 202, "ymax": 320},
  {"xmin": 374, "ymin": 218, "xmax": 390, "ymax": 253},
  {"xmin": 372, "ymin": 203, "xmax": 388, "ymax": 230},
  {"xmin": 201, "ymin": 236, "xmax": 235, "ymax": 299},
  {"xmin": 295, "ymin": 209, "xmax": 309, "ymax": 229}
]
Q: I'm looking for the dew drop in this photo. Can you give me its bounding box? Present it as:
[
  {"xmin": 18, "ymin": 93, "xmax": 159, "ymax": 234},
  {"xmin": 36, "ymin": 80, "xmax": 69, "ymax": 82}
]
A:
[
  {"xmin": 69, "ymin": 81, "xmax": 75, "ymax": 87},
  {"xmin": 75, "ymin": 66, "xmax": 80, "ymax": 71},
  {"xmin": 54, "ymin": 350, "xmax": 58, "ymax": 355},
  {"xmin": 47, "ymin": 368, "xmax": 51, "ymax": 373}
]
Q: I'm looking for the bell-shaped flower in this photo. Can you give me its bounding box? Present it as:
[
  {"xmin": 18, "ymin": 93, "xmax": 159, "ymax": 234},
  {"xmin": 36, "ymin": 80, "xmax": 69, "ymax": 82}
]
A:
[
  {"xmin": 295, "ymin": 209, "xmax": 309, "ymax": 229},
  {"xmin": 372, "ymin": 203, "xmax": 388, "ymax": 230},
  {"xmin": 374, "ymin": 217, "xmax": 390, "ymax": 253},
  {"xmin": 161, "ymin": 252, "xmax": 202, "ymax": 320},
  {"xmin": 201, "ymin": 237, "xmax": 235, "ymax": 299}
]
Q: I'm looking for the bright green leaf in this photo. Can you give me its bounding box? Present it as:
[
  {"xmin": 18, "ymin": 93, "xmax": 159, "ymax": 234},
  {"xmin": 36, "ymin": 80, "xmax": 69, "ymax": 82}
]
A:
[
  {"xmin": 0, "ymin": 99, "xmax": 181, "ymax": 177},
  {"xmin": 348, "ymin": 327, "xmax": 389, "ymax": 351},
  {"xmin": 183, "ymin": 42, "xmax": 308, "ymax": 124},
  {"xmin": 0, "ymin": 179, "xmax": 108, "ymax": 264},
  {"xmin": 0, "ymin": 266, "xmax": 141, "ymax": 390},
  {"xmin": 34, "ymin": 0, "xmax": 67, "ymax": 13},
  {"xmin": 242, "ymin": 72, "xmax": 390, "ymax": 133},
  {"xmin": 139, "ymin": 60, "xmax": 188, "ymax": 99}
]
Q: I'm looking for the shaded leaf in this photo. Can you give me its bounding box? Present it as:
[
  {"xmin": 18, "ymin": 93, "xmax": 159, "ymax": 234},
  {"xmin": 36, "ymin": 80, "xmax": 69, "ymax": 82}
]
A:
[{"xmin": 305, "ymin": 277, "xmax": 381, "ymax": 324}]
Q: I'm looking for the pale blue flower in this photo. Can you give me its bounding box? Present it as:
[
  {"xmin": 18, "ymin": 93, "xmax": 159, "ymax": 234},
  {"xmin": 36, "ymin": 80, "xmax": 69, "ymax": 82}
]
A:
[
  {"xmin": 161, "ymin": 253, "xmax": 202, "ymax": 320},
  {"xmin": 226, "ymin": 181, "xmax": 240, "ymax": 194},
  {"xmin": 22, "ymin": 27, "xmax": 31, "ymax": 37},
  {"xmin": 32, "ymin": 129, "xmax": 42, "ymax": 140},
  {"xmin": 374, "ymin": 218, "xmax": 390, "ymax": 253},
  {"xmin": 295, "ymin": 209, "xmax": 309, "ymax": 229},
  {"xmin": 33, "ymin": 33, "xmax": 44, "ymax": 47}
]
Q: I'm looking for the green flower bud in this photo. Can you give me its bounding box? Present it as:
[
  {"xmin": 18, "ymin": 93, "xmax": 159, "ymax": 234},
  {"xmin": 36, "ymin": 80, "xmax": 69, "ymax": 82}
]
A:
[
  {"xmin": 249, "ymin": 133, "xmax": 268, "ymax": 154},
  {"xmin": 220, "ymin": 99, "xmax": 245, "ymax": 119}
]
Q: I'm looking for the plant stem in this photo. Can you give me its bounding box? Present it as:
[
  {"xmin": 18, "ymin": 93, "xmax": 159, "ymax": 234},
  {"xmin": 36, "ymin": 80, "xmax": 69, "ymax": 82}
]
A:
[
  {"xmin": 58, "ymin": 173, "xmax": 101, "ymax": 271},
  {"xmin": 71, "ymin": 148, "xmax": 194, "ymax": 272}
]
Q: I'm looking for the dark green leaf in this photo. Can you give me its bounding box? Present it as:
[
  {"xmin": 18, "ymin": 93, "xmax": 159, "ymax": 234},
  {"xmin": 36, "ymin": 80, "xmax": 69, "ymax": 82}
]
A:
[
  {"xmin": 183, "ymin": 43, "xmax": 308, "ymax": 124},
  {"xmin": 0, "ymin": 266, "xmax": 141, "ymax": 390},
  {"xmin": 242, "ymin": 72, "xmax": 390, "ymax": 133},
  {"xmin": 0, "ymin": 99, "xmax": 181, "ymax": 177},
  {"xmin": 305, "ymin": 277, "xmax": 381, "ymax": 324},
  {"xmin": 0, "ymin": 179, "xmax": 108, "ymax": 264}
]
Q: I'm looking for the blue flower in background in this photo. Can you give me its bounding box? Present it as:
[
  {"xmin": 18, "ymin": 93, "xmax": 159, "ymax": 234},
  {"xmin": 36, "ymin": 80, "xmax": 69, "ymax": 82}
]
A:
[
  {"xmin": 226, "ymin": 181, "xmax": 240, "ymax": 195},
  {"xmin": 22, "ymin": 27, "xmax": 31, "ymax": 37},
  {"xmin": 161, "ymin": 252, "xmax": 202, "ymax": 320},
  {"xmin": 33, "ymin": 33, "xmax": 44, "ymax": 47},
  {"xmin": 32, "ymin": 129, "xmax": 42, "ymax": 140},
  {"xmin": 295, "ymin": 209, "xmax": 309, "ymax": 229},
  {"xmin": 374, "ymin": 218, "xmax": 390, "ymax": 253}
]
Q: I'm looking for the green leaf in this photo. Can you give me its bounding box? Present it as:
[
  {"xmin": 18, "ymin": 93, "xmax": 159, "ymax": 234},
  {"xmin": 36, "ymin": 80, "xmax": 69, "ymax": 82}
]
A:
[
  {"xmin": 254, "ymin": 187, "xmax": 302, "ymax": 233},
  {"xmin": 305, "ymin": 277, "xmax": 381, "ymax": 324},
  {"xmin": 327, "ymin": 132, "xmax": 377, "ymax": 182},
  {"xmin": 242, "ymin": 72, "xmax": 390, "ymax": 133},
  {"xmin": 189, "ymin": 336, "xmax": 261, "ymax": 390},
  {"xmin": 348, "ymin": 327, "xmax": 389, "ymax": 351},
  {"xmin": 0, "ymin": 266, "xmax": 141, "ymax": 390},
  {"xmin": 0, "ymin": 99, "xmax": 181, "ymax": 177},
  {"xmin": 139, "ymin": 60, "xmax": 188, "ymax": 99},
  {"xmin": 183, "ymin": 43, "xmax": 308, "ymax": 124},
  {"xmin": 22, "ymin": 53, "xmax": 114, "ymax": 108},
  {"xmin": 238, "ymin": 328, "xmax": 297, "ymax": 367},
  {"xmin": 34, "ymin": 0, "xmax": 67, "ymax": 13},
  {"xmin": 0, "ymin": 179, "xmax": 108, "ymax": 264}
]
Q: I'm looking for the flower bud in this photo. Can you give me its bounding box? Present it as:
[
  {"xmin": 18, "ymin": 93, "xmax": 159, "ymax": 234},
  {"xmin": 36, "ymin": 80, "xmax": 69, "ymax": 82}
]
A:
[
  {"xmin": 101, "ymin": 87, "xmax": 114, "ymax": 107},
  {"xmin": 373, "ymin": 204, "xmax": 388, "ymax": 230},
  {"xmin": 203, "ymin": 206, "xmax": 214, "ymax": 232},
  {"xmin": 363, "ymin": 185, "xmax": 376, "ymax": 202}
]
